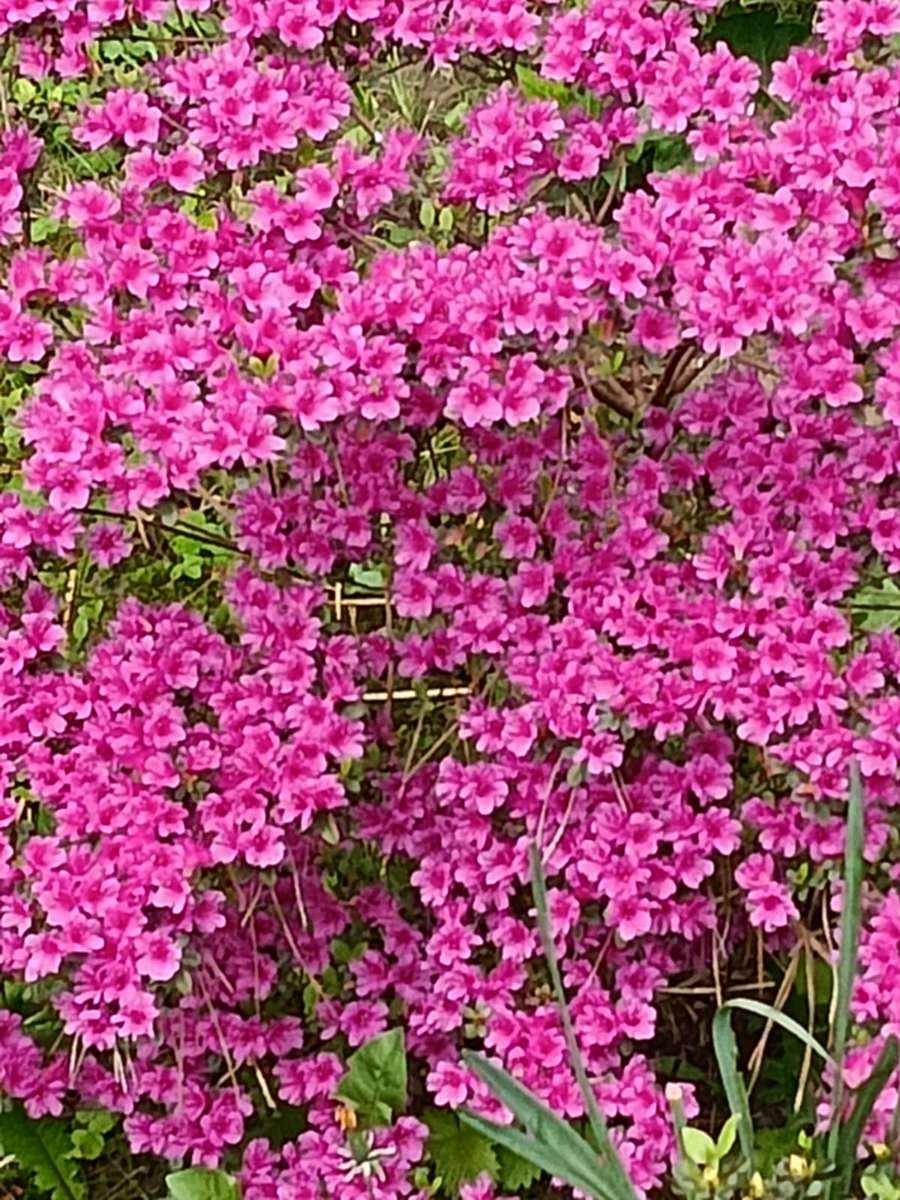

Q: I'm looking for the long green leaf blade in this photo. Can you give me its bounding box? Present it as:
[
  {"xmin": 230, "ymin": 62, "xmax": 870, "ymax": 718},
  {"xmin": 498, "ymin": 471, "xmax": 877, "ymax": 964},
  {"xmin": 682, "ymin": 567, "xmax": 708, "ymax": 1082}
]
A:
[
  {"xmin": 722, "ymin": 998, "xmax": 834, "ymax": 1067},
  {"xmin": 827, "ymin": 761, "xmax": 865, "ymax": 1172},
  {"xmin": 711, "ymin": 1007, "xmax": 755, "ymax": 1162},
  {"xmin": 834, "ymin": 1035, "xmax": 900, "ymax": 1196},
  {"xmin": 528, "ymin": 843, "xmax": 635, "ymax": 1200},
  {"xmin": 458, "ymin": 1110, "xmax": 618, "ymax": 1200},
  {"xmin": 835, "ymin": 760, "xmax": 865, "ymax": 1066},
  {"xmin": 462, "ymin": 1052, "xmax": 613, "ymax": 1187}
]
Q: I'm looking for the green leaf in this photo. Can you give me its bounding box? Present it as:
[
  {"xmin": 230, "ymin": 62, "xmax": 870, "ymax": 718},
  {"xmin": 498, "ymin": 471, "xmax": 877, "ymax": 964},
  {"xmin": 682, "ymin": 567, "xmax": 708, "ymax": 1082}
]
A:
[
  {"xmin": 826, "ymin": 761, "xmax": 865, "ymax": 1181},
  {"xmin": 165, "ymin": 1168, "xmax": 239, "ymax": 1200},
  {"xmin": 862, "ymin": 1173, "xmax": 898, "ymax": 1200},
  {"xmin": 514, "ymin": 65, "xmax": 601, "ymax": 116},
  {"xmin": 31, "ymin": 217, "xmax": 62, "ymax": 244},
  {"xmin": 849, "ymin": 581, "xmax": 900, "ymax": 632},
  {"xmin": 497, "ymin": 1145, "xmax": 543, "ymax": 1191},
  {"xmin": 718, "ymin": 999, "xmax": 834, "ymax": 1067},
  {"xmin": 71, "ymin": 599, "xmax": 103, "ymax": 649},
  {"xmin": 170, "ymin": 535, "xmax": 205, "ymax": 556},
  {"xmin": 835, "ymin": 1036, "xmax": 900, "ymax": 1197},
  {"xmin": 331, "ymin": 937, "xmax": 365, "ymax": 964},
  {"xmin": 348, "ymin": 563, "xmax": 386, "ymax": 590},
  {"xmin": 515, "ymin": 64, "xmax": 571, "ymax": 105},
  {"xmin": 753, "ymin": 1122, "xmax": 809, "ymax": 1176},
  {"xmin": 385, "ymin": 223, "xmax": 419, "ymax": 247},
  {"xmin": 566, "ymin": 762, "xmax": 586, "ymax": 788},
  {"xmin": 337, "ymin": 1028, "xmax": 407, "ymax": 1125},
  {"xmin": 0, "ymin": 1105, "xmax": 85, "ymax": 1200},
  {"xmin": 716, "ymin": 1114, "xmax": 740, "ymax": 1160},
  {"xmin": 681, "ymin": 1128, "xmax": 717, "ymax": 1167},
  {"xmin": 75, "ymin": 1110, "xmax": 115, "ymax": 1135},
  {"xmin": 69, "ymin": 1130, "xmax": 104, "ymax": 1161},
  {"xmin": 423, "ymin": 1111, "xmax": 499, "ymax": 1194},
  {"xmin": 527, "ymin": 845, "xmax": 635, "ymax": 1200},
  {"xmin": 13, "ymin": 78, "xmax": 38, "ymax": 106},
  {"xmin": 444, "ymin": 100, "xmax": 469, "ymax": 130},
  {"xmin": 711, "ymin": 1006, "xmax": 755, "ymax": 1162},
  {"xmin": 419, "ymin": 198, "xmax": 436, "ymax": 230},
  {"xmin": 461, "ymin": 1054, "xmax": 627, "ymax": 1200},
  {"xmin": 705, "ymin": 6, "xmax": 811, "ymax": 72},
  {"xmin": 458, "ymin": 1109, "xmax": 617, "ymax": 1200},
  {"xmin": 652, "ymin": 135, "xmax": 691, "ymax": 173}
]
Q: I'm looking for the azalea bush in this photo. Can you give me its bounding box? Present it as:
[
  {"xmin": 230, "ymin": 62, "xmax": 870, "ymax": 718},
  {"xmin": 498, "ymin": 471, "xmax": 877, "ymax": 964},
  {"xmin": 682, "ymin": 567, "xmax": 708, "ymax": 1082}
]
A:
[{"xmin": 1, "ymin": 0, "xmax": 900, "ymax": 1194}]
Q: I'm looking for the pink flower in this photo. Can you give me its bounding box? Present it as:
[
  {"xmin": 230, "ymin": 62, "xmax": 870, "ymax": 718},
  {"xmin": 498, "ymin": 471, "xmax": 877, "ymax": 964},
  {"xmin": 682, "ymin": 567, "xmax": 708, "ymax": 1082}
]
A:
[
  {"xmin": 87, "ymin": 522, "xmax": 132, "ymax": 567},
  {"xmin": 746, "ymin": 883, "xmax": 799, "ymax": 932},
  {"xmin": 607, "ymin": 896, "xmax": 654, "ymax": 943},
  {"xmin": 427, "ymin": 1060, "xmax": 472, "ymax": 1108},
  {"xmin": 161, "ymin": 143, "xmax": 206, "ymax": 192},
  {"xmin": 692, "ymin": 637, "xmax": 738, "ymax": 683},
  {"xmin": 135, "ymin": 932, "xmax": 181, "ymax": 982}
]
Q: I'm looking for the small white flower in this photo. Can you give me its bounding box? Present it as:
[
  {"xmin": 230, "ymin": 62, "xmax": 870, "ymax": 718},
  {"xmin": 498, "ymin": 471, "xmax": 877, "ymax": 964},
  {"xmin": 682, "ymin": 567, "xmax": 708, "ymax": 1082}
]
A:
[{"xmin": 337, "ymin": 1130, "xmax": 398, "ymax": 1182}]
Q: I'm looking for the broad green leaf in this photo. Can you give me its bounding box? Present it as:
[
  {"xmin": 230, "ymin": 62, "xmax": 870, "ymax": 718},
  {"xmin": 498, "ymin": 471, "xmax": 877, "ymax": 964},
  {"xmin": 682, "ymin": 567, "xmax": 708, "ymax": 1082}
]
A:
[
  {"xmin": 419, "ymin": 198, "xmax": 436, "ymax": 230},
  {"xmin": 0, "ymin": 1105, "xmax": 85, "ymax": 1200},
  {"xmin": 849, "ymin": 582, "xmax": 900, "ymax": 632},
  {"xmin": 69, "ymin": 1130, "xmax": 104, "ymax": 1161},
  {"xmin": 705, "ymin": 6, "xmax": 810, "ymax": 72},
  {"xmin": 31, "ymin": 217, "xmax": 62, "ymax": 244},
  {"xmin": 171, "ymin": 535, "xmax": 204, "ymax": 556},
  {"xmin": 385, "ymin": 223, "xmax": 419, "ymax": 247},
  {"xmin": 458, "ymin": 1109, "xmax": 618, "ymax": 1200},
  {"xmin": 862, "ymin": 1173, "xmax": 898, "ymax": 1200},
  {"xmin": 349, "ymin": 563, "xmax": 386, "ymax": 590},
  {"xmin": 337, "ymin": 1028, "xmax": 407, "ymax": 1125},
  {"xmin": 652, "ymin": 135, "xmax": 691, "ymax": 173},
  {"xmin": 75, "ymin": 1111, "xmax": 115, "ymax": 1135},
  {"xmin": 166, "ymin": 1168, "xmax": 239, "ymax": 1200},
  {"xmin": 13, "ymin": 78, "xmax": 38, "ymax": 106},
  {"xmin": 462, "ymin": 1052, "xmax": 614, "ymax": 1190},
  {"xmin": 497, "ymin": 1144, "xmax": 543, "ymax": 1191},
  {"xmin": 681, "ymin": 1127, "xmax": 717, "ymax": 1167},
  {"xmin": 423, "ymin": 1111, "xmax": 498, "ymax": 1194}
]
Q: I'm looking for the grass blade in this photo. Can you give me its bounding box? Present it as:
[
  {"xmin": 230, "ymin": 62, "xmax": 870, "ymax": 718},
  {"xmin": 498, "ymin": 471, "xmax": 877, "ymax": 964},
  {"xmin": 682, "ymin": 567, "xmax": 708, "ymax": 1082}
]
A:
[
  {"xmin": 826, "ymin": 761, "xmax": 865, "ymax": 1173},
  {"xmin": 834, "ymin": 1035, "xmax": 900, "ymax": 1197},
  {"xmin": 462, "ymin": 1052, "xmax": 616, "ymax": 1190},
  {"xmin": 711, "ymin": 1007, "xmax": 755, "ymax": 1162},
  {"xmin": 528, "ymin": 843, "xmax": 636, "ymax": 1200},
  {"xmin": 720, "ymin": 998, "xmax": 834, "ymax": 1068},
  {"xmin": 458, "ymin": 1109, "xmax": 619, "ymax": 1200}
]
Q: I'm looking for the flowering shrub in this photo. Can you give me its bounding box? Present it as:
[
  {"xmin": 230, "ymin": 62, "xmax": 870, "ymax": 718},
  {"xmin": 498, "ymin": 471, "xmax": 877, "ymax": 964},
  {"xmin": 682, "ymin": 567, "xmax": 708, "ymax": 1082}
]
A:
[{"xmin": 1, "ymin": 0, "xmax": 900, "ymax": 1194}]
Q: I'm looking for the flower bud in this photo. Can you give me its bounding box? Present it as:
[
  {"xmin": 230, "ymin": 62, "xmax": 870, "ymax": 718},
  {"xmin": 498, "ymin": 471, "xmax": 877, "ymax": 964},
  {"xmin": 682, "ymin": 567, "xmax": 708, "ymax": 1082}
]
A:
[
  {"xmin": 336, "ymin": 1104, "xmax": 358, "ymax": 1132},
  {"xmin": 788, "ymin": 1154, "xmax": 809, "ymax": 1180}
]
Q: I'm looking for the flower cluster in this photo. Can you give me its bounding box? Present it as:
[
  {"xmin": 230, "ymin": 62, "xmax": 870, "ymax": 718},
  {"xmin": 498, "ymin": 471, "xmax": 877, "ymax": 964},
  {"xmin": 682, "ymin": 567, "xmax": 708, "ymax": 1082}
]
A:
[{"xmin": 1, "ymin": 0, "xmax": 900, "ymax": 1193}]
